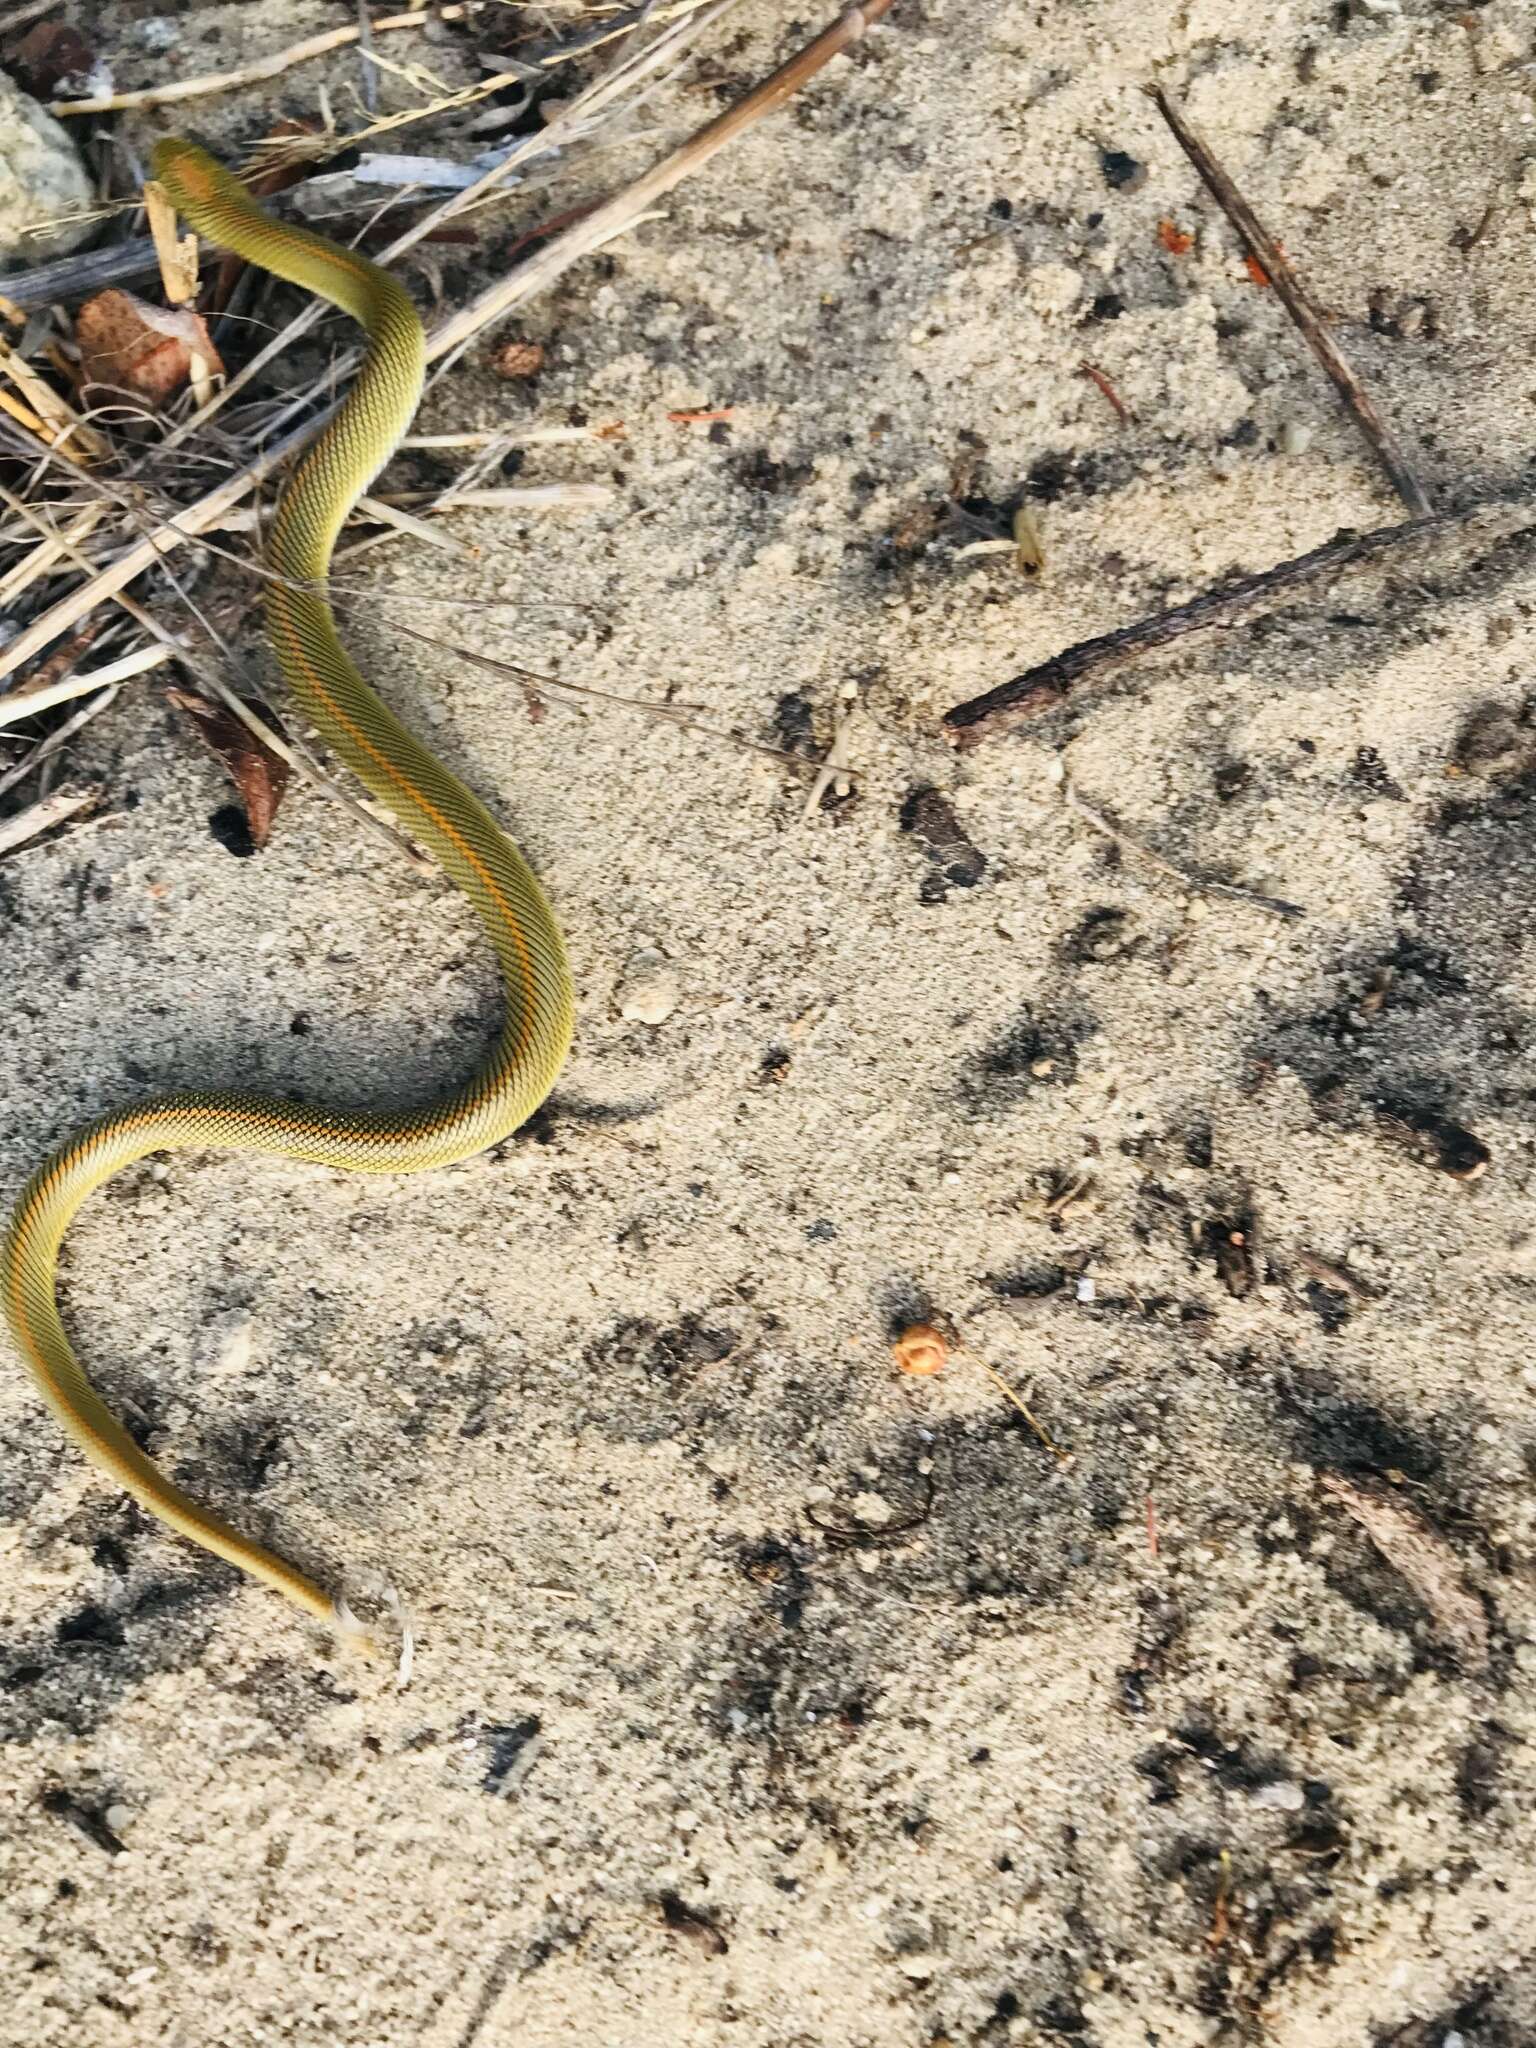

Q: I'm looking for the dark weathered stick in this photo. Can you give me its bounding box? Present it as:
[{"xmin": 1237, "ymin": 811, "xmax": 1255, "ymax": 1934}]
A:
[
  {"xmin": 1150, "ymin": 83, "xmax": 1432, "ymax": 520},
  {"xmin": 942, "ymin": 514, "xmax": 1444, "ymax": 749},
  {"xmin": 0, "ymin": 236, "xmax": 162, "ymax": 312}
]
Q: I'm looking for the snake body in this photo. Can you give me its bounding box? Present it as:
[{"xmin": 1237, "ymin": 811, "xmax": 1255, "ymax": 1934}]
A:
[{"xmin": 1, "ymin": 141, "xmax": 574, "ymax": 1629}]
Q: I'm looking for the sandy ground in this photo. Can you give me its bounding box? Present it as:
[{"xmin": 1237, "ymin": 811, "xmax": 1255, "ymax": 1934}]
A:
[{"xmin": 2, "ymin": 1, "xmax": 1535, "ymax": 2043}]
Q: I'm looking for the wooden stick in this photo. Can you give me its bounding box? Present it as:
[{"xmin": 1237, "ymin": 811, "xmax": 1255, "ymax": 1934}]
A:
[
  {"xmin": 1150, "ymin": 83, "xmax": 1432, "ymax": 520},
  {"xmin": 941, "ymin": 513, "xmax": 1449, "ymax": 749},
  {"xmin": 0, "ymin": 642, "xmax": 170, "ymax": 729},
  {"xmin": 0, "ymin": 236, "xmax": 164, "ymax": 315}
]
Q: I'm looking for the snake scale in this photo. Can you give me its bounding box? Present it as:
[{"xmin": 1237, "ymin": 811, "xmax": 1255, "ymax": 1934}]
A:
[{"xmin": 1, "ymin": 140, "xmax": 575, "ymax": 1634}]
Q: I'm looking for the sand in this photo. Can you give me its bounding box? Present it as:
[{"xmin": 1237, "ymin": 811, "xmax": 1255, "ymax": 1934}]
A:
[{"xmin": 2, "ymin": 1, "xmax": 1534, "ymax": 2042}]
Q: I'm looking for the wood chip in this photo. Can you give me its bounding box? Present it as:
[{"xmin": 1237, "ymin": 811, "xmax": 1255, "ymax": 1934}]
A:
[
  {"xmin": 1319, "ymin": 1472, "xmax": 1490, "ymax": 1676},
  {"xmin": 143, "ymin": 180, "xmax": 200, "ymax": 305}
]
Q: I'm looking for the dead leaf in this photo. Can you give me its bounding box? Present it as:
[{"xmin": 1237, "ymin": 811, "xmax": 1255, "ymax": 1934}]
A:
[
  {"xmin": 75, "ymin": 290, "xmax": 222, "ymax": 409},
  {"xmin": 1320, "ymin": 1472, "xmax": 1491, "ymax": 1676},
  {"xmin": 166, "ymin": 689, "xmax": 289, "ymax": 849},
  {"xmin": 10, "ymin": 20, "xmax": 97, "ymax": 97}
]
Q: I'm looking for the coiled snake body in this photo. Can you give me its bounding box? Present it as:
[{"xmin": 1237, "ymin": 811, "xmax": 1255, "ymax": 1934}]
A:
[{"xmin": 1, "ymin": 141, "xmax": 574, "ymax": 1630}]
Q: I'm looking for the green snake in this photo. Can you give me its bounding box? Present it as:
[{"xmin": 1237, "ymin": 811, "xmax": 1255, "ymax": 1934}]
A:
[{"xmin": 1, "ymin": 140, "xmax": 574, "ymax": 1635}]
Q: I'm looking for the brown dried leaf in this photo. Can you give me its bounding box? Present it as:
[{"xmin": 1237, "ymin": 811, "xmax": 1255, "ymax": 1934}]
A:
[
  {"xmin": 167, "ymin": 689, "xmax": 289, "ymax": 849},
  {"xmin": 1320, "ymin": 1472, "xmax": 1490, "ymax": 1676},
  {"xmin": 10, "ymin": 21, "xmax": 97, "ymax": 97},
  {"xmin": 75, "ymin": 290, "xmax": 223, "ymax": 408}
]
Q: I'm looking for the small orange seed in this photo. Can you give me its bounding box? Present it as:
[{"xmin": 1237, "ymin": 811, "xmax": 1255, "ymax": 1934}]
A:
[{"xmin": 892, "ymin": 1324, "xmax": 948, "ymax": 1377}]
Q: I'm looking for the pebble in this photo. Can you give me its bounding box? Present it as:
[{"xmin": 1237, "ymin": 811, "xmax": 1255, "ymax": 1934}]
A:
[
  {"xmin": 1249, "ymin": 1780, "xmax": 1306, "ymax": 1811},
  {"xmin": 618, "ymin": 948, "xmax": 680, "ymax": 1025},
  {"xmin": 898, "ymin": 1952, "xmax": 941, "ymax": 1980},
  {"xmin": 0, "ymin": 71, "xmax": 94, "ymax": 264},
  {"xmin": 850, "ymin": 1490, "xmax": 893, "ymax": 1527}
]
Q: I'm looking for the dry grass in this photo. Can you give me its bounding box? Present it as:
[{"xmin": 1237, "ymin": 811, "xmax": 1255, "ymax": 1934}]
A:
[{"xmin": 0, "ymin": 0, "xmax": 893, "ymax": 854}]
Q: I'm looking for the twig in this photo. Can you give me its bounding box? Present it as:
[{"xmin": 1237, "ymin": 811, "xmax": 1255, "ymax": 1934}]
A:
[
  {"xmin": 941, "ymin": 512, "xmax": 1448, "ymax": 749},
  {"xmin": 0, "ymin": 338, "xmax": 109, "ymax": 461},
  {"xmin": 389, "ymin": 621, "xmax": 840, "ymax": 777},
  {"xmin": 0, "ymin": 641, "xmax": 170, "ymax": 729},
  {"xmin": 976, "ymin": 1359, "xmax": 1071, "ymax": 1466},
  {"xmin": 0, "ymin": 237, "xmax": 164, "ymax": 315},
  {"xmin": 51, "ymin": 3, "xmax": 517, "ymax": 114},
  {"xmin": 1079, "ymin": 360, "xmax": 1133, "ymax": 425},
  {"xmin": 1150, "ymin": 83, "xmax": 1432, "ymax": 520},
  {"xmin": 0, "ymin": 419, "xmax": 322, "ymax": 686},
  {"xmin": 0, "ymin": 460, "xmax": 433, "ymax": 870},
  {"xmin": 0, "ymin": 781, "xmax": 99, "ymax": 857},
  {"xmin": 378, "ymin": 482, "xmax": 615, "ymax": 512},
  {"xmin": 800, "ymin": 706, "xmax": 856, "ymax": 821},
  {"xmin": 0, "ymin": 597, "xmax": 101, "ymax": 700},
  {"xmin": 1064, "ymin": 779, "xmax": 1303, "ymax": 920},
  {"xmin": 0, "ymin": 501, "xmax": 106, "ymax": 604},
  {"xmin": 1319, "ymin": 1472, "xmax": 1489, "ymax": 1676},
  {"xmin": 355, "ymin": 491, "xmax": 479, "ymax": 557},
  {"xmin": 1289, "ymin": 1249, "xmax": 1380, "ymax": 1302},
  {"xmin": 0, "ymin": 686, "xmax": 122, "ymax": 801}
]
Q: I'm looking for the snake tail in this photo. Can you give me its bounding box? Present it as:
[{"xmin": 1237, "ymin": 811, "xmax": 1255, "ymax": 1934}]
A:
[{"xmin": 0, "ymin": 140, "xmax": 575, "ymax": 1632}]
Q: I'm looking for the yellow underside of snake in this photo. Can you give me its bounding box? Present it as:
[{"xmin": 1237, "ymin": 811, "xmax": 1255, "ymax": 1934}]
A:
[{"xmin": 1, "ymin": 141, "xmax": 575, "ymax": 1636}]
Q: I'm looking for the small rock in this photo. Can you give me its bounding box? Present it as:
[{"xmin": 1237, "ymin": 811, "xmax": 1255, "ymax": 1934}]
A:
[
  {"xmin": 618, "ymin": 949, "xmax": 679, "ymax": 1025},
  {"xmin": 491, "ymin": 338, "xmax": 545, "ymax": 379},
  {"xmin": 850, "ymin": 1491, "xmax": 893, "ymax": 1527},
  {"xmin": 898, "ymin": 1952, "xmax": 942, "ymax": 1980},
  {"xmin": 1250, "ymin": 1780, "xmax": 1306, "ymax": 1811},
  {"xmin": 1278, "ymin": 421, "xmax": 1314, "ymax": 456},
  {"xmin": 0, "ymin": 70, "xmax": 95, "ymax": 264},
  {"xmin": 1100, "ymin": 149, "xmax": 1147, "ymax": 193}
]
